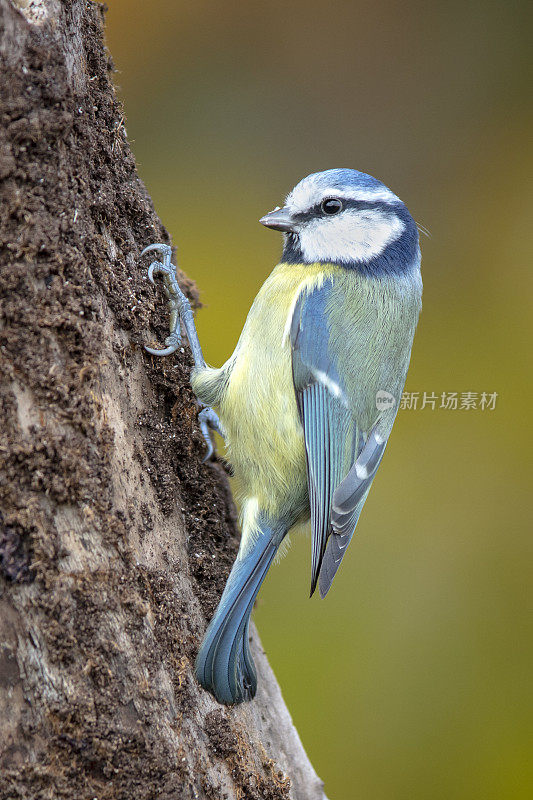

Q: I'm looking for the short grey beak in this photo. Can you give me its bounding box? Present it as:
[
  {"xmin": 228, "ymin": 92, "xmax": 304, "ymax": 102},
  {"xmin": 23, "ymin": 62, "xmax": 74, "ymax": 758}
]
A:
[{"xmin": 259, "ymin": 206, "xmax": 295, "ymax": 232}]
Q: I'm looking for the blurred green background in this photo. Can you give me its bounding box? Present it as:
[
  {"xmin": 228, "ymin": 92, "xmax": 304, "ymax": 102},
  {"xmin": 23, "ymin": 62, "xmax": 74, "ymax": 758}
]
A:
[{"xmin": 106, "ymin": 2, "xmax": 532, "ymax": 798}]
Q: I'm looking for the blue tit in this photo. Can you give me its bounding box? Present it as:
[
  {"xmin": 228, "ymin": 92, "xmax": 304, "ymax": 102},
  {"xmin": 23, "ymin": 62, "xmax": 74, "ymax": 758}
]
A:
[{"xmin": 142, "ymin": 168, "xmax": 422, "ymax": 706}]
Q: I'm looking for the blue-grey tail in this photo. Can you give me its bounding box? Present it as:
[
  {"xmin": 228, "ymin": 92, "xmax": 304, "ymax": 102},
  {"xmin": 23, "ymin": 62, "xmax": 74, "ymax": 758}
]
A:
[
  {"xmin": 195, "ymin": 520, "xmax": 285, "ymax": 705},
  {"xmin": 318, "ymin": 500, "xmax": 365, "ymax": 599}
]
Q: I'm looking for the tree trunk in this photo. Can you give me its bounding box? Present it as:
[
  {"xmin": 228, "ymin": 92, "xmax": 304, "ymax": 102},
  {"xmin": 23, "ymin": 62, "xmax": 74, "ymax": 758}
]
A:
[{"xmin": 0, "ymin": 2, "xmax": 326, "ymax": 798}]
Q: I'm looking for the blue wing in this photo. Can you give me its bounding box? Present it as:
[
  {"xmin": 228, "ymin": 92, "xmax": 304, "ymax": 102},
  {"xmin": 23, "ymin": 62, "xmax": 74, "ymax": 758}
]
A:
[{"xmin": 290, "ymin": 283, "xmax": 387, "ymax": 597}]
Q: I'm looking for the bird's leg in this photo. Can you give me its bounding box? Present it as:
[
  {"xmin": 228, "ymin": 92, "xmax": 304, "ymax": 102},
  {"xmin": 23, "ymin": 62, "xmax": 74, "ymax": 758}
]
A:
[{"xmin": 141, "ymin": 243, "xmax": 224, "ymax": 460}]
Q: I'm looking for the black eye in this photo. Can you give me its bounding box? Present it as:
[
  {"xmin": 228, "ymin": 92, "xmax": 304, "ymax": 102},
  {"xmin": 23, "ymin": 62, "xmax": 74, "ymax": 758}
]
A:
[{"xmin": 321, "ymin": 197, "xmax": 343, "ymax": 215}]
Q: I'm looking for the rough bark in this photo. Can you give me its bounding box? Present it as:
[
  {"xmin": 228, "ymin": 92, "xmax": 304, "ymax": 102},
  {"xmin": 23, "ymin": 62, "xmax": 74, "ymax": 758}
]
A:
[{"xmin": 0, "ymin": 2, "xmax": 326, "ymax": 798}]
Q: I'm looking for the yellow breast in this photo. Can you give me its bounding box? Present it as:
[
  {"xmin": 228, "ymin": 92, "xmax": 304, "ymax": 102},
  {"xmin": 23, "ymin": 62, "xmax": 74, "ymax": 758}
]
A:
[{"xmin": 219, "ymin": 262, "xmax": 335, "ymax": 517}]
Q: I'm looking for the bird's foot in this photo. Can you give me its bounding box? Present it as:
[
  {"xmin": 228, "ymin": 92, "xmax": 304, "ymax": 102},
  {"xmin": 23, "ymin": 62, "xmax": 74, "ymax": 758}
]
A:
[
  {"xmin": 142, "ymin": 243, "xmax": 188, "ymax": 357},
  {"xmin": 141, "ymin": 242, "xmax": 224, "ymax": 460},
  {"xmin": 198, "ymin": 405, "xmax": 225, "ymax": 461}
]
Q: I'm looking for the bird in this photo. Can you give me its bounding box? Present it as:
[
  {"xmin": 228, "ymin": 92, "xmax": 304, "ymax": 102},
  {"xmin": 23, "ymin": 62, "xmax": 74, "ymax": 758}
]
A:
[{"xmin": 142, "ymin": 168, "xmax": 423, "ymax": 705}]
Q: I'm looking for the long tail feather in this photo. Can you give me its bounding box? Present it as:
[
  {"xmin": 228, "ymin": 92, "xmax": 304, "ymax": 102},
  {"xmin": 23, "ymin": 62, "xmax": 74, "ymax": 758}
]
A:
[
  {"xmin": 318, "ymin": 501, "xmax": 365, "ymax": 598},
  {"xmin": 195, "ymin": 522, "xmax": 284, "ymax": 705}
]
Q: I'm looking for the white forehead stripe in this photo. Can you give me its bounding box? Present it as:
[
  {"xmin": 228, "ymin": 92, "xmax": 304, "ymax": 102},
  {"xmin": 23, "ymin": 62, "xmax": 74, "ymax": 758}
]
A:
[
  {"xmin": 337, "ymin": 187, "xmax": 400, "ymax": 204},
  {"xmin": 286, "ymin": 178, "xmax": 400, "ymax": 213}
]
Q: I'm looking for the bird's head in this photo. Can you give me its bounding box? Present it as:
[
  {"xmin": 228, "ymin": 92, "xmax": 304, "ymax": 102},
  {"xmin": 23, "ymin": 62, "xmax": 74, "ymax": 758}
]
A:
[{"xmin": 260, "ymin": 169, "xmax": 420, "ymax": 277}]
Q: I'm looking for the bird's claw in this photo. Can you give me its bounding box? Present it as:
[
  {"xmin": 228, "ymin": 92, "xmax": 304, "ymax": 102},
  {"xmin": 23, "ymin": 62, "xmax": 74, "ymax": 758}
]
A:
[
  {"xmin": 141, "ymin": 242, "xmax": 185, "ymax": 357},
  {"xmin": 144, "ymin": 331, "xmax": 182, "ymax": 357},
  {"xmin": 198, "ymin": 406, "xmax": 225, "ymax": 462},
  {"xmin": 147, "ymin": 260, "xmax": 175, "ymax": 286},
  {"xmin": 141, "ymin": 242, "xmax": 173, "ymax": 265}
]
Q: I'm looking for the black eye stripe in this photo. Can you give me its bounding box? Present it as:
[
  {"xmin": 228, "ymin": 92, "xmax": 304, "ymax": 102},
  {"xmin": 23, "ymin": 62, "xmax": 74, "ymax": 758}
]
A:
[{"xmin": 291, "ymin": 197, "xmax": 403, "ymax": 223}]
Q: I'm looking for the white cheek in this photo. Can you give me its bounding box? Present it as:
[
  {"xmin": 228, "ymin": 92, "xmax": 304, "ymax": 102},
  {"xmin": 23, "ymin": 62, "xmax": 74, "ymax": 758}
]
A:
[{"xmin": 298, "ymin": 210, "xmax": 405, "ymax": 263}]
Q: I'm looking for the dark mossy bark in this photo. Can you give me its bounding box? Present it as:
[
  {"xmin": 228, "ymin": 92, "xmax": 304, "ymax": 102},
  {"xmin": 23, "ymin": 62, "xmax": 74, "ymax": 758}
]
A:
[{"xmin": 0, "ymin": 2, "xmax": 326, "ymax": 798}]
